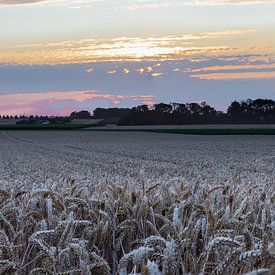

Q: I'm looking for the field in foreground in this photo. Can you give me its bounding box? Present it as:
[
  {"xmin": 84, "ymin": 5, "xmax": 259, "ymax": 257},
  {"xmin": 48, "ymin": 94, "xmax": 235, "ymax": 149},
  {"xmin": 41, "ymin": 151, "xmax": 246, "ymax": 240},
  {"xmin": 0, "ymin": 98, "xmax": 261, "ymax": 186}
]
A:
[
  {"xmin": 1, "ymin": 124, "xmax": 275, "ymax": 136},
  {"xmin": 0, "ymin": 131, "xmax": 274, "ymax": 274}
]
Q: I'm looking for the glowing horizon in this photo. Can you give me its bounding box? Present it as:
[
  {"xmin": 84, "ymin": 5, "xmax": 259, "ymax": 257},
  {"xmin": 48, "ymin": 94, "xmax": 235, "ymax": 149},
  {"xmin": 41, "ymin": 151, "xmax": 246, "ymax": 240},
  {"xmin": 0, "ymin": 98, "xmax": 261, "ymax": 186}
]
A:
[{"xmin": 0, "ymin": 0, "xmax": 274, "ymax": 115}]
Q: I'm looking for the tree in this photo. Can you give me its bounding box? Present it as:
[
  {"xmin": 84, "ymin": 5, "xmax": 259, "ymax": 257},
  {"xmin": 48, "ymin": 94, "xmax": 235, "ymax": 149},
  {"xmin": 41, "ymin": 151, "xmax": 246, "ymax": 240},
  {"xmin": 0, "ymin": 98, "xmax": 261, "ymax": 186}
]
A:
[
  {"xmin": 93, "ymin": 108, "xmax": 131, "ymax": 119},
  {"xmin": 136, "ymin": 105, "xmax": 149, "ymax": 113},
  {"xmin": 118, "ymin": 101, "xmax": 221, "ymax": 125},
  {"xmin": 227, "ymin": 99, "xmax": 275, "ymax": 123},
  {"xmin": 154, "ymin": 103, "xmax": 172, "ymax": 114},
  {"xmin": 70, "ymin": 110, "xmax": 92, "ymax": 119}
]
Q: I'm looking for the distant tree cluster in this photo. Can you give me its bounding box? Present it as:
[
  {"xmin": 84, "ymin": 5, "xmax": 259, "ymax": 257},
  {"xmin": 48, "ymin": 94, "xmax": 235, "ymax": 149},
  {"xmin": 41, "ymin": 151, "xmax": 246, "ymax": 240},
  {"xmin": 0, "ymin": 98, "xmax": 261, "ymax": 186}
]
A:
[
  {"xmin": 16, "ymin": 115, "xmax": 71, "ymax": 125},
  {"xmin": 70, "ymin": 110, "xmax": 92, "ymax": 119},
  {"xmin": 117, "ymin": 99, "xmax": 275, "ymax": 125},
  {"xmin": 93, "ymin": 108, "xmax": 131, "ymax": 119},
  {"xmin": 93, "ymin": 108, "xmax": 132, "ymax": 124},
  {"xmin": 227, "ymin": 99, "xmax": 275, "ymax": 123}
]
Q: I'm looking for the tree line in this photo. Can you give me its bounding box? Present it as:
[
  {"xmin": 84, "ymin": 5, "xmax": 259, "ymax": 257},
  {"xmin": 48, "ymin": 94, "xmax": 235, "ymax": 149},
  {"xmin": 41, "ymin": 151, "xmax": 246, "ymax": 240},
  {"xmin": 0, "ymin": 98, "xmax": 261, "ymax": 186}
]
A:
[
  {"xmin": 93, "ymin": 99, "xmax": 275, "ymax": 125},
  {"xmin": 1, "ymin": 98, "xmax": 274, "ymax": 125}
]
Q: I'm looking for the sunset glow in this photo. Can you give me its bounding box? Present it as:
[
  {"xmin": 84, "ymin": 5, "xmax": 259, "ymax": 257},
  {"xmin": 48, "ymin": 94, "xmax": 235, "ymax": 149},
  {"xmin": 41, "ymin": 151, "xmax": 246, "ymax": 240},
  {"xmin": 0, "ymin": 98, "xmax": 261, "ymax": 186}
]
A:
[
  {"xmin": 1, "ymin": 30, "xmax": 272, "ymax": 65},
  {"xmin": 0, "ymin": 0, "xmax": 274, "ymax": 114}
]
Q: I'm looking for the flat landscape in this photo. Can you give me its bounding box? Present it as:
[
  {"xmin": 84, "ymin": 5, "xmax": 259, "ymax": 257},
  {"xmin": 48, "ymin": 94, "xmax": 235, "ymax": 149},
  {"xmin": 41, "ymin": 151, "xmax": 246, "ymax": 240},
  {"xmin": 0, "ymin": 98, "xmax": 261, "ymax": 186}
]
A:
[
  {"xmin": 2, "ymin": 0, "xmax": 275, "ymax": 274},
  {"xmin": 86, "ymin": 124, "xmax": 275, "ymax": 130},
  {"xmin": 0, "ymin": 131, "xmax": 274, "ymax": 274}
]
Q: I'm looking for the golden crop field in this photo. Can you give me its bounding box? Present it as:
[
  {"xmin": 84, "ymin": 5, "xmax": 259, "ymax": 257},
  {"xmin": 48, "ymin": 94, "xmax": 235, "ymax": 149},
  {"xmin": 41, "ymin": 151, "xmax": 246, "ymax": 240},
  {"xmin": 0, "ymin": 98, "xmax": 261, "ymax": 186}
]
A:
[{"xmin": 0, "ymin": 131, "xmax": 274, "ymax": 275}]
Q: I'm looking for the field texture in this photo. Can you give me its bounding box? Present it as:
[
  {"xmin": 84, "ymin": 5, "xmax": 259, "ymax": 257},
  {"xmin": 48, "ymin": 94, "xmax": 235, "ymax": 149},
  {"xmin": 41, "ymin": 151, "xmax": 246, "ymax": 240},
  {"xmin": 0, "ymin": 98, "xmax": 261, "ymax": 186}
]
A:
[{"xmin": 0, "ymin": 131, "xmax": 274, "ymax": 274}]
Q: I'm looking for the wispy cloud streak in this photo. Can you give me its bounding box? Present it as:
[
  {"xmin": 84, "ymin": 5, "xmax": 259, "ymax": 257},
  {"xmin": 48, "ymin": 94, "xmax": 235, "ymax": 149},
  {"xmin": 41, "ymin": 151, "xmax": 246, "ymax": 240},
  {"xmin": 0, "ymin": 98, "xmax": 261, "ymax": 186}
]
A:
[
  {"xmin": 0, "ymin": 30, "xmax": 266, "ymax": 65},
  {"xmin": 190, "ymin": 71, "xmax": 275, "ymax": 79},
  {"xmin": 185, "ymin": 63, "xmax": 275, "ymax": 72}
]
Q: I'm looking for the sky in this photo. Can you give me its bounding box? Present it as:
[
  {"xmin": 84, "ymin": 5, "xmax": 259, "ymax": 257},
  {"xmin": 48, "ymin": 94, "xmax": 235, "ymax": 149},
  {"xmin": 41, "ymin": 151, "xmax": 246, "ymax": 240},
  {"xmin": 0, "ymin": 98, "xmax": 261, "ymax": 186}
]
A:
[{"xmin": 0, "ymin": 0, "xmax": 275, "ymax": 115}]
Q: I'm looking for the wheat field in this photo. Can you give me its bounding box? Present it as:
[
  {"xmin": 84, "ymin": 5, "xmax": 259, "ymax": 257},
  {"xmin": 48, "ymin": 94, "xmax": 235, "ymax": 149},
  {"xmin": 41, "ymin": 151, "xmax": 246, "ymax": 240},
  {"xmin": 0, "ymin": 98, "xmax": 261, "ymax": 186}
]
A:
[{"xmin": 0, "ymin": 131, "xmax": 274, "ymax": 275}]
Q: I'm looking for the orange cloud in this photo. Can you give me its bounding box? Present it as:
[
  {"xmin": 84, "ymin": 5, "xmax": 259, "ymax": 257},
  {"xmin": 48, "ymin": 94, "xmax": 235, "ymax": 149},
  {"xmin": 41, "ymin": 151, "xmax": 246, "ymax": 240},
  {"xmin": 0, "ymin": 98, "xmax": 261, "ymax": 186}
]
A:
[
  {"xmin": 1, "ymin": 29, "xmax": 267, "ymax": 65},
  {"xmin": 185, "ymin": 63, "xmax": 275, "ymax": 72},
  {"xmin": 190, "ymin": 71, "xmax": 275, "ymax": 80}
]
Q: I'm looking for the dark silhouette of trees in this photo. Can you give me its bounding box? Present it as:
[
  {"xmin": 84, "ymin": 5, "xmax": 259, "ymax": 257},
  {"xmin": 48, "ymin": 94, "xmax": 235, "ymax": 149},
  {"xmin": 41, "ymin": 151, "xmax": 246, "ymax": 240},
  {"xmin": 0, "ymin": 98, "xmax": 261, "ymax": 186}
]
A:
[
  {"xmin": 118, "ymin": 102, "xmax": 221, "ymax": 125},
  {"xmin": 93, "ymin": 107, "xmax": 132, "ymax": 123},
  {"xmin": 118, "ymin": 99, "xmax": 275, "ymax": 125},
  {"xmin": 154, "ymin": 103, "xmax": 172, "ymax": 114},
  {"xmin": 227, "ymin": 99, "xmax": 275, "ymax": 123},
  {"xmin": 93, "ymin": 108, "xmax": 131, "ymax": 119},
  {"xmin": 70, "ymin": 110, "xmax": 92, "ymax": 119},
  {"xmin": 1, "ymin": 98, "xmax": 274, "ymax": 125}
]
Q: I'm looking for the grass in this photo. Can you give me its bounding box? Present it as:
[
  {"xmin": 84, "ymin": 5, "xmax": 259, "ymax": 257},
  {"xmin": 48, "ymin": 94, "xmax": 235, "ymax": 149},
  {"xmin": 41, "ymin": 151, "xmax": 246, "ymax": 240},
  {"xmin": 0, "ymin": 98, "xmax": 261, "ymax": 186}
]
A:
[
  {"xmin": 147, "ymin": 128, "xmax": 275, "ymax": 135},
  {"xmin": 0, "ymin": 124, "xmax": 275, "ymax": 134},
  {"xmin": 0, "ymin": 124, "xmax": 98, "ymax": 130},
  {"xmin": 82, "ymin": 128, "xmax": 275, "ymax": 135}
]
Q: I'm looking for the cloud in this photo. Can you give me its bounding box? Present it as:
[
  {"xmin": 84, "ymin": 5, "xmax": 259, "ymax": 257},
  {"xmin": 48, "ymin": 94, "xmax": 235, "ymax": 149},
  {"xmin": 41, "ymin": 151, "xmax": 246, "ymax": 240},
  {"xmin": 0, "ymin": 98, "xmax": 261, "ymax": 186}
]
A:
[
  {"xmin": 190, "ymin": 71, "xmax": 275, "ymax": 80},
  {"xmin": 0, "ymin": 90, "xmax": 156, "ymax": 115},
  {"xmin": 185, "ymin": 62, "xmax": 275, "ymax": 79},
  {"xmin": 123, "ymin": 68, "xmax": 130, "ymax": 74},
  {"xmin": 194, "ymin": 0, "xmax": 275, "ymax": 5},
  {"xmin": 107, "ymin": 70, "xmax": 117, "ymax": 74},
  {"xmin": 1, "ymin": 29, "xmax": 264, "ymax": 65},
  {"xmin": 142, "ymin": 101, "xmax": 158, "ymax": 106},
  {"xmin": 1, "ymin": 0, "xmax": 274, "ymax": 8},
  {"xmin": 112, "ymin": 100, "xmax": 121, "ymax": 105},
  {"xmin": 151, "ymin": 73, "xmax": 163, "ymax": 77},
  {"xmin": 85, "ymin": 67, "xmax": 94, "ymax": 73},
  {"xmin": 184, "ymin": 63, "xmax": 275, "ymax": 72},
  {"xmin": 0, "ymin": 0, "xmax": 104, "ymax": 8},
  {"xmin": 0, "ymin": 59, "xmax": 274, "ymax": 112},
  {"xmin": 116, "ymin": 0, "xmax": 275, "ymax": 10},
  {"xmin": 0, "ymin": 0, "xmax": 51, "ymax": 5}
]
